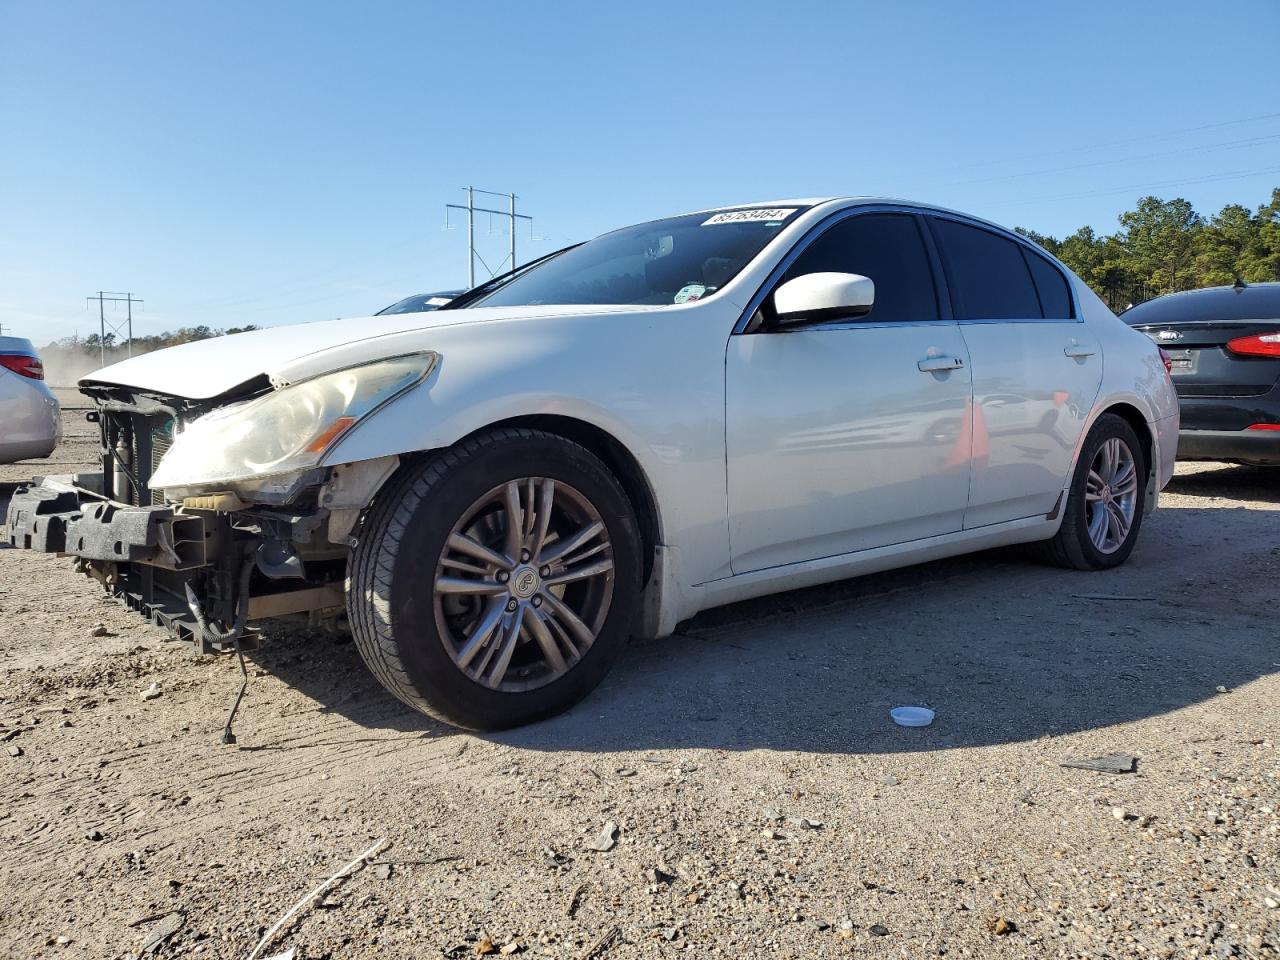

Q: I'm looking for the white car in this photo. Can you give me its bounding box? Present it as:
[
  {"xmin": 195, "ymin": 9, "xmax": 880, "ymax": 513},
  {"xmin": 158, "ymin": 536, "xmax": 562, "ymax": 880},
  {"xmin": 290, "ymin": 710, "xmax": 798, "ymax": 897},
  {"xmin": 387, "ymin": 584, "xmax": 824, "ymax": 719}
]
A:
[
  {"xmin": 5, "ymin": 199, "xmax": 1178, "ymax": 730},
  {"xmin": 0, "ymin": 336, "xmax": 61, "ymax": 465}
]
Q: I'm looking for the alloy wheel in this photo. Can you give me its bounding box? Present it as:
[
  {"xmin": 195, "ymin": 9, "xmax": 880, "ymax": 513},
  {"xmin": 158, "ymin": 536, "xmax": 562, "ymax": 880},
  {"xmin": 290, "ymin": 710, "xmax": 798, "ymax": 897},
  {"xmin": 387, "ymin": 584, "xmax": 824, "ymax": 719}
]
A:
[
  {"xmin": 433, "ymin": 478, "xmax": 615, "ymax": 692},
  {"xmin": 1084, "ymin": 437, "xmax": 1138, "ymax": 554}
]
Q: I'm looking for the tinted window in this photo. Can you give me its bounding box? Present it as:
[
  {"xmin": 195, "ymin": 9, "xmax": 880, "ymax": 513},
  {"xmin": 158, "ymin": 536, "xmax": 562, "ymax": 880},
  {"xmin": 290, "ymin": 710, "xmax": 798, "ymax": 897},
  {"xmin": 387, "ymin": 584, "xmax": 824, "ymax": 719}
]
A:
[
  {"xmin": 1024, "ymin": 250, "xmax": 1074, "ymax": 319},
  {"xmin": 931, "ymin": 218, "xmax": 1041, "ymax": 320},
  {"xmin": 778, "ymin": 213, "xmax": 939, "ymax": 322}
]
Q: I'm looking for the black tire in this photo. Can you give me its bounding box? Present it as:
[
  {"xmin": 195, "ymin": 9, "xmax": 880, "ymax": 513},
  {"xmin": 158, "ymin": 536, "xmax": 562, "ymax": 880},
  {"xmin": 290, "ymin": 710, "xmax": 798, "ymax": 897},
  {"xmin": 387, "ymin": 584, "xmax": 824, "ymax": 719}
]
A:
[
  {"xmin": 1033, "ymin": 413, "xmax": 1148, "ymax": 571},
  {"xmin": 347, "ymin": 428, "xmax": 642, "ymax": 730}
]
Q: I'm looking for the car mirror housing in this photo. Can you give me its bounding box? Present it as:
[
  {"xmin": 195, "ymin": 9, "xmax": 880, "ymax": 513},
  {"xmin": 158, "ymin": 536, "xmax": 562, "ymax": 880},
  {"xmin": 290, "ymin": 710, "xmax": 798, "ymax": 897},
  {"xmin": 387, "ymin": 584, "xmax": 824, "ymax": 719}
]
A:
[{"xmin": 772, "ymin": 272, "xmax": 875, "ymax": 326}]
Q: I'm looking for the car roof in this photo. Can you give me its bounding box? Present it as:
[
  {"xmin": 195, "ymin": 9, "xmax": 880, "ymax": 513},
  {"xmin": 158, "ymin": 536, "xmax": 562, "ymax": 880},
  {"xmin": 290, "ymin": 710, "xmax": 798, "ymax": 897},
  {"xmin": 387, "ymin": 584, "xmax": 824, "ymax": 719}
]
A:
[
  {"xmin": 689, "ymin": 196, "xmax": 1031, "ymax": 238},
  {"xmin": 0, "ymin": 335, "xmax": 37, "ymax": 354},
  {"xmin": 1122, "ymin": 282, "xmax": 1280, "ymax": 324}
]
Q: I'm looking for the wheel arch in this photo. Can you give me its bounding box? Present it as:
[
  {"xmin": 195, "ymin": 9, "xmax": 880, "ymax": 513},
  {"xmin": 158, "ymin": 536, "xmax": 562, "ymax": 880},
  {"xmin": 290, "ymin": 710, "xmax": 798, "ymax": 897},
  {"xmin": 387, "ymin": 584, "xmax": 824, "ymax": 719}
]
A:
[
  {"xmin": 452, "ymin": 414, "xmax": 663, "ymax": 585},
  {"xmin": 1096, "ymin": 401, "xmax": 1158, "ymax": 512}
]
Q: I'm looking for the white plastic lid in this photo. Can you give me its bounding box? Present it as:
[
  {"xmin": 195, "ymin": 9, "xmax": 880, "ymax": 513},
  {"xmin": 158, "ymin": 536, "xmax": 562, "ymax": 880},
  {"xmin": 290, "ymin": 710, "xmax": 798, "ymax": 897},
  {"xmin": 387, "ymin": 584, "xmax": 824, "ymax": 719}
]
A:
[{"xmin": 890, "ymin": 706, "xmax": 935, "ymax": 727}]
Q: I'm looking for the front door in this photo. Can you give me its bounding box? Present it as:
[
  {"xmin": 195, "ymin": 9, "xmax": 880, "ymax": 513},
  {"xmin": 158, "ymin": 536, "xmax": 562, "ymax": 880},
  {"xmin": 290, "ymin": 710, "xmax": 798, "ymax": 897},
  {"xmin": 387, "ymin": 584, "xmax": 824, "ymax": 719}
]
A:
[{"xmin": 725, "ymin": 212, "xmax": 973, "ymax": 574}]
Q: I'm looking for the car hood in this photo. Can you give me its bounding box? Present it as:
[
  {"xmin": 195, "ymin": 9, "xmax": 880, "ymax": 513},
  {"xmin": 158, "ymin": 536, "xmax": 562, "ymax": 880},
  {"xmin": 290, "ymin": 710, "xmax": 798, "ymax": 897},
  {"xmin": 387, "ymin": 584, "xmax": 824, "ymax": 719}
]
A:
[{"xmin": 79, "ymin": 304, "xmax": 638, "ymax": 401}]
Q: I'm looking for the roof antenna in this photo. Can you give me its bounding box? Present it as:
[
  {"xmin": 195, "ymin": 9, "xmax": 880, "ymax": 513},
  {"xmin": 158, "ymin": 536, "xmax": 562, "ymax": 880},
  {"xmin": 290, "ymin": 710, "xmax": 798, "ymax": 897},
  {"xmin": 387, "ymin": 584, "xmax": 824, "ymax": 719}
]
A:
[{"xmin": 1232, "ymin": 275, "xmax": 1247, "ymax": 293}]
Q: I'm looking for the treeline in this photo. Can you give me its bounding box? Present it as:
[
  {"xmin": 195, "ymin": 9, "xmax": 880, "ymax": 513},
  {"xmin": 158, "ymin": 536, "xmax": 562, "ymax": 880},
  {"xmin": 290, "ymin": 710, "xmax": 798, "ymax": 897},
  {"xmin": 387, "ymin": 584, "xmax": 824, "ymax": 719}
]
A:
[
  {"xmin": 1017, "ymin": 187, "xmax": 1280, "ymax": 311},
  {"xmin": 45, "ymin": 324, "xmax": 260, "ymax": 359}
]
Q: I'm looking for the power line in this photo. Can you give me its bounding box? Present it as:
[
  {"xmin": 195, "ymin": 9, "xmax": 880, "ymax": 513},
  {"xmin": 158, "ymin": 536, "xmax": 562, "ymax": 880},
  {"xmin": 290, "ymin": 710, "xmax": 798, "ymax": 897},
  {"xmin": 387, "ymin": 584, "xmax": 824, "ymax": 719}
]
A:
[
  {"xmin": 938, "ymin": 132, "xmax": 1280, "ymax": 190},
  {"xmin": 1006, "ymin": 164, "xmax": 1280, "ymax": 207},
  {"xmin": 942, "ymin": 110, "xmax": 1280, "ymax": 174}
]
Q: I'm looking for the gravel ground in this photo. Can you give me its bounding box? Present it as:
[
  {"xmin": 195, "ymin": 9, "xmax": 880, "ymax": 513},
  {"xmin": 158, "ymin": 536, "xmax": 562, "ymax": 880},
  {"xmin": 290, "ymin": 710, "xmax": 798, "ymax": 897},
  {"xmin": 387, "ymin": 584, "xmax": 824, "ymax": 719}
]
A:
[{"xmin": 1, "ymin": 398, "xmax": 1277, "ymax": 959}]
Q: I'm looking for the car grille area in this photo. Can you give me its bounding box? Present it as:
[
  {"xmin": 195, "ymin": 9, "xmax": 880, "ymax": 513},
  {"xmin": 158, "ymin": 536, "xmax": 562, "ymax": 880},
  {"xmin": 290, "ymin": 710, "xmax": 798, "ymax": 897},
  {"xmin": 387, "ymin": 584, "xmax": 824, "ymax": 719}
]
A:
[{"xmin": 102, "ymin": 409, "xmax": 177, "ymax": 506}]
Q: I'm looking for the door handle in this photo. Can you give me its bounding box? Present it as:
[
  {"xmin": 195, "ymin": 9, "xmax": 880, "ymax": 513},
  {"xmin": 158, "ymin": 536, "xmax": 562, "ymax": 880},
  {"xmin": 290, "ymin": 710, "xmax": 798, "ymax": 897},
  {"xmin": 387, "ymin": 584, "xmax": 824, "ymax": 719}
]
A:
[
  {"xmin": 1064, "ymin": 344, "xmax": 1096, "ymax": 359},
  {"xmin": 917, "ymin": 356, "xmax": 964, "ymax": 373}
]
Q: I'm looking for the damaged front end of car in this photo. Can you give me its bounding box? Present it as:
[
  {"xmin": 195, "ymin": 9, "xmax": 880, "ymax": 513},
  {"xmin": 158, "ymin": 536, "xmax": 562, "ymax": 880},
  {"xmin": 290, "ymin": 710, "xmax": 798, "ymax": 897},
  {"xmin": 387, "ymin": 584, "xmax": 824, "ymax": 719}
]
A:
[{"xmin": 5, "ymin": 354, "xmax": 435, "ymax": 658}]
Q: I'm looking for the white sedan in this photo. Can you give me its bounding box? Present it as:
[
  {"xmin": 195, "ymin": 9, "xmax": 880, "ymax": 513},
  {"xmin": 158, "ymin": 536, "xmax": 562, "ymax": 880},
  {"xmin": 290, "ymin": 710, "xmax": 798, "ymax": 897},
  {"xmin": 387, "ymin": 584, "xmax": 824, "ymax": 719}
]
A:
[
  {"xmin": 6, "ymin": 199, "xmax": 1178, "ymax": 729},
  {"xmin": 0, "ymin": 336, "xmax": 61, "ymax": 465}
]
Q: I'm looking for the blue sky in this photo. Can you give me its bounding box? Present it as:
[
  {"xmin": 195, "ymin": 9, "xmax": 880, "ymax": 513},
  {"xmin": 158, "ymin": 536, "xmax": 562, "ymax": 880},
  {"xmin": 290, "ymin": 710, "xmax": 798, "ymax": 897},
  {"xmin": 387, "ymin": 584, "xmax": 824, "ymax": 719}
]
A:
[{"xmin": 2, "ymin": 0, "xmax": 1278, "ymax": 343}]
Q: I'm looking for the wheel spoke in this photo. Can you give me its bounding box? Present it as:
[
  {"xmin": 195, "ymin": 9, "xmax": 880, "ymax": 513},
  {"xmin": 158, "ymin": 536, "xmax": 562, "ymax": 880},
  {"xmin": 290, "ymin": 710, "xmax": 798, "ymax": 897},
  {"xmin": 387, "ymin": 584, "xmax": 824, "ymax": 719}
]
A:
[
  {"xmin": 440, "ymin": 556, "xmax": 490, "ymax": 576},
  {"xmin": 542, "ymin": 590, "xmax": 597, "ymax": 652},
  {"xmin": 1097, "ymin": 438, "xmax": 1116, "ymax": 481},
  {"xmin": 447, "ymin": 532, "xmax": 512, "ymax": 570},
  {"xmin": 1112, "ymin": 462, "xmax": 1138, "ymax": 496},
  {"xmin": 523, "ymin": 605, "xmax": 568, "ymax": 674},
  {"xmin": 1087, "ymin": 504, "xmax": 1109, "ymax": 548},
  {"xmin": 503, "ymin": 482, "xmax": 523, "ymax": 561},
  {"xmin": 528, "ymin": 479, "xmax": 555, "ymax": 557},
  {"xmin": 1085, "ymin": 470, "xmax": 1106, "ymax": 501},
  {"xmin": 545, "ymin": 556, "xmax": 615, "ymax": 587},
  {"xmin": 1109, "ymin": 501, "xmax": 1131, "ymax": 540},
  {"xmin": 523, "ymin": 478, "xmax": 537, "ymax": 539},
  {"xmin": 539, "ymin": 520, "xmax": 605, "ymax": 565},
  {"xmin": 454, "ymin": 598, "xmax": 506, "ymax": 669},
  {"xmin": 483, "ymin": 613, "xmax": 522, "ymax": 689},
  {"xmin": 436, "ymin": 576, "xmax": 507, "ymax": 596}
]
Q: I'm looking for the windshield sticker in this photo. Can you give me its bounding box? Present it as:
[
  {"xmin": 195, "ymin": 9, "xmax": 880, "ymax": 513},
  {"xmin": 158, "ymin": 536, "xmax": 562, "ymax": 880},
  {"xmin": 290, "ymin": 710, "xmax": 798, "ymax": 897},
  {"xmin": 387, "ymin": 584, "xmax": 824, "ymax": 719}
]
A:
[
  {"xmin": 674, "ymin": 284, "xmax": 707, "ymax": 304},
  {"xmin": 426, "ymin": 297, "xmax": 451, "ymax": 306},
  {"xmin": 702, "ymin": 208, "xmax": 797, "ymax": 226}
]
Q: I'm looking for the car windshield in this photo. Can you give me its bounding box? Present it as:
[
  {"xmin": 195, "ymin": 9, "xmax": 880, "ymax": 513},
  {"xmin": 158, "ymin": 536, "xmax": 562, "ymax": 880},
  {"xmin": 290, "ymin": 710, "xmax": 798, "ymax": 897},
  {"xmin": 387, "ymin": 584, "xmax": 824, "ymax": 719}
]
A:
[
  {"xmin": 471, "ymin": 207, "xmax": 807, "ymax": 308},
  {"xmin": 375, "ymin": 293, "xmax": 457, "ymax": 315}
]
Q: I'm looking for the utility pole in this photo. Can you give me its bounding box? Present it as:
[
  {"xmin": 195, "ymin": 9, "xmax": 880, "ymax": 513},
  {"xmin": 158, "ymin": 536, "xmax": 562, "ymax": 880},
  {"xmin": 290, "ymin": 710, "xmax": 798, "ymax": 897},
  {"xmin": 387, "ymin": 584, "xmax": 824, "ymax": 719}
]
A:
[
  {"xmin": 85, "ymin": 292, "xmax": 143, "ymax": 364},
  {"xmin": 446, "ymin": 187, "xmax": 534, "ymax": 288}
]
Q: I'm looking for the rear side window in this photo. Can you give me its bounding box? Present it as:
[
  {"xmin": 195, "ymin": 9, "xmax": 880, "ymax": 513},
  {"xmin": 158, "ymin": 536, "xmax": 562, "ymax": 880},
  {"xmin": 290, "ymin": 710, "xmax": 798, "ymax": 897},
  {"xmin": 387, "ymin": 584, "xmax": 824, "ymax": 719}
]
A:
[
  {"xmin": 1024, "ymin": 250, "xmax": 1074, "ymax": 319},
  {"xmin": 930, "ymin": 218, "xmax": 1041, "ymax": 320},
  {"xmin": 779, "ymin": 213, "xmax": 940, "ymax": 323}
]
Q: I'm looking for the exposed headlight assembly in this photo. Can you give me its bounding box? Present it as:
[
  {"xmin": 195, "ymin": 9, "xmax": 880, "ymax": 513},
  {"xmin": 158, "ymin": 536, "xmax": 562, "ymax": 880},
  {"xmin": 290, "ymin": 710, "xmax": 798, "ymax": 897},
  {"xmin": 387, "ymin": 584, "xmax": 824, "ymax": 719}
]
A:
[{"xmin": 150, "ymin": 352, "xmax": 436, "ymax": 493}]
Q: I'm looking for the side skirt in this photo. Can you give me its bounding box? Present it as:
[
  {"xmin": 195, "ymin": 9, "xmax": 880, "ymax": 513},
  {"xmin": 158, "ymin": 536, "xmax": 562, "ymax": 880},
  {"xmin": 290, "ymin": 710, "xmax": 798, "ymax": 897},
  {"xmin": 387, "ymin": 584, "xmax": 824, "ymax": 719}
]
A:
[{"xmin": 683, "ymin": 514, "xmax": 1061, "ymax": 621}]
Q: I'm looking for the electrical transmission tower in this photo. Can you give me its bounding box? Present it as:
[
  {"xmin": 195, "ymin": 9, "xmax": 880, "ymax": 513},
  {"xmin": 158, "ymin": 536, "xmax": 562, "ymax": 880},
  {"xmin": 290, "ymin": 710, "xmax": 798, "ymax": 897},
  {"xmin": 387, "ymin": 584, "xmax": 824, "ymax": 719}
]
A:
[
  {"xmin": 86, "ymin": 291, "xmax": 143, "ymax": 365},
  {"xmin": 446, "ymin": 187, "xmax": 536, "ymax": 288}
]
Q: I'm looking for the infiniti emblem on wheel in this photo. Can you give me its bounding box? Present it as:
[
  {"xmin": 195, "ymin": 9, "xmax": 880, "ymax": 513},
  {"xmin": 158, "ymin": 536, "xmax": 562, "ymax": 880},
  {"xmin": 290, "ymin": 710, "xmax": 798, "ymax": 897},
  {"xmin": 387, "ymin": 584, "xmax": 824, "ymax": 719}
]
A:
[{"xmin": 511, "ymin": 567, "xmax": 541, "ymax": 599}]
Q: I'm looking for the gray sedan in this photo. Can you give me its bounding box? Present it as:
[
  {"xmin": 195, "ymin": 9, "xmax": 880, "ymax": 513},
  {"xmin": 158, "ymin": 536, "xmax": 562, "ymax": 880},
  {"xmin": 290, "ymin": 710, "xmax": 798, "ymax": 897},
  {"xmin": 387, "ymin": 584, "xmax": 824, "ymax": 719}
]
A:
[{"xmin": 0, "ymin": 336, "xmax": 61, "ymax": 464}]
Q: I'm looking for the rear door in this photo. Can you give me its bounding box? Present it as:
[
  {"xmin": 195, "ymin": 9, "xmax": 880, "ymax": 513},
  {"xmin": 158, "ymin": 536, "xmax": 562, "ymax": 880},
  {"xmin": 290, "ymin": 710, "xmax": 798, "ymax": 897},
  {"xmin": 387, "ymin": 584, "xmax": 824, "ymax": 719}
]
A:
[{"xmin": 927, "ymin": 216, "xmax": 1103, "ymax": 529}]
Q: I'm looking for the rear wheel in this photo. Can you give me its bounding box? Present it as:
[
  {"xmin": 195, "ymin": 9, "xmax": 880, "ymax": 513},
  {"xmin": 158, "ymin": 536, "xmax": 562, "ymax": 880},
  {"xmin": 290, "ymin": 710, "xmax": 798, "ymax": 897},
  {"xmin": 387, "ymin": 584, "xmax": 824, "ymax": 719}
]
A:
[
  {"xmin": 1035, "ymin": 413, "xmax": 1147, "ymax": 570},
  {"xmin": 347, "ymin": 428, "xmax": 642, "ymax": 729}
]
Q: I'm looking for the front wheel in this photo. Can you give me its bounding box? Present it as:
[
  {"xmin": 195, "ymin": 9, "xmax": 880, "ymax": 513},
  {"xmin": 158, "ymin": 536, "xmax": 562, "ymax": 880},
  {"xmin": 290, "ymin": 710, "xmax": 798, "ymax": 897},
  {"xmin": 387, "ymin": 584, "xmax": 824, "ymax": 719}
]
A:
[
  {"xmin": 347, "ymin": 428, "xmax": 642, "ymax": 730},
  {"xmin": 1035, "ymin": 413, "xmax": 1147, "ymax": 570}
]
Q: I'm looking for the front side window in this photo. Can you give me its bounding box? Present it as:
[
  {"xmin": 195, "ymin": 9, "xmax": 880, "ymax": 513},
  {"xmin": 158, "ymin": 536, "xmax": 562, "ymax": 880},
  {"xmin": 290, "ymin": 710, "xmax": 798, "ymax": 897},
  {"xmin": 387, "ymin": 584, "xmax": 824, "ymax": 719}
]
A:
[
  {"xmin": 931, "ymin": 218, "xmax": 1042, "ymax": 320},
  {"xmin": 472, "ymin": 208, "xmax": 806, "ymax": 308},
  {"xmin": 771, "ymin": 213, "xmax": 940, "ymax": 323}
]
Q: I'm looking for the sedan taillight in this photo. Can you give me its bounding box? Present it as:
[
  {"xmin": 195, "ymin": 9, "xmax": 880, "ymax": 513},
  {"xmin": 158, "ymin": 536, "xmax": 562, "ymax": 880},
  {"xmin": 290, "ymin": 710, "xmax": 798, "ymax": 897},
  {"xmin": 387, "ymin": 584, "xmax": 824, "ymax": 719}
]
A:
[
  {"xmin": 1158, "ymin": 348, "xmax": 1173, "ymax": 376},
  {"xmin": 0, "ymin": 353, "xmax": 44, "ymax": 380},
  {"xmin": 1226, "ymin": 331, "xmax": 1280, "ymax": 357}
]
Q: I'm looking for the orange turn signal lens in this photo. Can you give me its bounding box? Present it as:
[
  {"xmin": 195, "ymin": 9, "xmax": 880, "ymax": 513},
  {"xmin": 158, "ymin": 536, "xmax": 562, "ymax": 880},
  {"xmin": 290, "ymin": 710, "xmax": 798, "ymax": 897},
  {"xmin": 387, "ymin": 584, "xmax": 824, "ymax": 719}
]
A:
[{"xmin": 304, "ymin": 416, "xmax": 357, "ymax": 453}]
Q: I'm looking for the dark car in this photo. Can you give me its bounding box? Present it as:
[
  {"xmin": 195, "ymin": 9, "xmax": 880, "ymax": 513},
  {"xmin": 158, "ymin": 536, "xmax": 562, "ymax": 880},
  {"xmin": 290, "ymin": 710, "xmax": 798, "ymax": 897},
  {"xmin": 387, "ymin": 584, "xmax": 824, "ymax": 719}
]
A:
[
  {"xmin": 1123, "ymin": 281, "xmax": 1280, "ymax": 464},
  {"xmin": 374, "ymin": 290, "xmax": 465, "ymax": 315}
]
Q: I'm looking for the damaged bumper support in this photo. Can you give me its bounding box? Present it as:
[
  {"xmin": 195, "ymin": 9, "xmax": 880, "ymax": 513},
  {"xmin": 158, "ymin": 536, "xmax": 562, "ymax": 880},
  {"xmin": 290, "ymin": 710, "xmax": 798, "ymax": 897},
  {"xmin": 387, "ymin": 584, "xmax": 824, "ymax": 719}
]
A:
[{"xmin": 5, "ymin": 475, "xmax": 345, "ymax": 653}]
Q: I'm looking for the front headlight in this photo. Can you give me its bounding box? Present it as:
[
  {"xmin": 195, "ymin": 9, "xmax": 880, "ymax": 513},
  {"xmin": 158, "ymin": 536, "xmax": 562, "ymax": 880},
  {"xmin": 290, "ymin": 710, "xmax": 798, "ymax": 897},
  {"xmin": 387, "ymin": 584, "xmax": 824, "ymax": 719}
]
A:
[{"xmin": 150, "ymin": 352, "xmax": 436, "ymax": 491}]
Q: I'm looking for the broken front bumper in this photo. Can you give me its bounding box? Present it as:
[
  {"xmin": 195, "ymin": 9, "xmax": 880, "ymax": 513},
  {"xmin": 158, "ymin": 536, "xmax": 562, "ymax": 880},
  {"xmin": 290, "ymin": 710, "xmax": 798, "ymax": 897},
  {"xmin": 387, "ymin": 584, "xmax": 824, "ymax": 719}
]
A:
[{"xmin": 6, "ymin": 475, "xmax": 344, "ymax": 651}]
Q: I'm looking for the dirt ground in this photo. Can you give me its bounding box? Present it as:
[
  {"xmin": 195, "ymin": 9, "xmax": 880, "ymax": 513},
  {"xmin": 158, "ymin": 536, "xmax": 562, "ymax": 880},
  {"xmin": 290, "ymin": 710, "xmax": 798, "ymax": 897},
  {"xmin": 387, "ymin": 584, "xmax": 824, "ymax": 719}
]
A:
[{"xmin": 1, "ymin": 395, "xmax": 1277, "ymax": 960}]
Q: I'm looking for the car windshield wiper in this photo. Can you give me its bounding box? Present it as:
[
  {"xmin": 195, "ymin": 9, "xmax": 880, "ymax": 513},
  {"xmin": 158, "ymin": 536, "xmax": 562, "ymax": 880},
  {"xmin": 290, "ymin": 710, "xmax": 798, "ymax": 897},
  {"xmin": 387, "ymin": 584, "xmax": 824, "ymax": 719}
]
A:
[{"xmin": 440, "ymin": 243, "xmax": 580, "ymax": 310}]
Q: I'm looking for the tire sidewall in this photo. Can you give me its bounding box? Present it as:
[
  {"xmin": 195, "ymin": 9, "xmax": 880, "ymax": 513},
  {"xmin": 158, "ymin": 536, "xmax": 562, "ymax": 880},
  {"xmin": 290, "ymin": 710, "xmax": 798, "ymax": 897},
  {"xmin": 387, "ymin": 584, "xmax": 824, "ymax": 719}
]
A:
[{"xmin": 375, "ymin": 435, "xmax": 641, "ymax": 729}]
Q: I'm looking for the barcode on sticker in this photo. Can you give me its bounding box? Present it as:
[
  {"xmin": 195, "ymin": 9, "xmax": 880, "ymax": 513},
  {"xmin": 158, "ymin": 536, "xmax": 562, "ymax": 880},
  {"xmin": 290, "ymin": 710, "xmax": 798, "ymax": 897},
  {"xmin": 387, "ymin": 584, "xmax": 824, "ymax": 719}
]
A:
[{"xmin": 702, "ymin": 208, "xmax": 797, "ymax": 226}]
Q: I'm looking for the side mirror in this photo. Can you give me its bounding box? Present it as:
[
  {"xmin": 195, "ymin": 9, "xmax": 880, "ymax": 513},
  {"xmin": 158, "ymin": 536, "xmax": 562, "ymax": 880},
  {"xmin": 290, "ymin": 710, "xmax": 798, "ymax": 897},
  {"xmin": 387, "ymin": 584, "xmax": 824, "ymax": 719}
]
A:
[{"xmin": 772, "ymin": 272, "xmax": 875, "ymax": 326}]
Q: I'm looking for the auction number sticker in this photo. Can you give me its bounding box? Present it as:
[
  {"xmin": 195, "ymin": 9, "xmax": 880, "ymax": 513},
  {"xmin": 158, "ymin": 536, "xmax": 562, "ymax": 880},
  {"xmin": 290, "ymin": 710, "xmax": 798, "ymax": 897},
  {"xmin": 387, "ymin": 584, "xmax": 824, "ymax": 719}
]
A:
[{"xmin": 702, "ymin": 208, "xmax": 797, "ymax": 225}]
